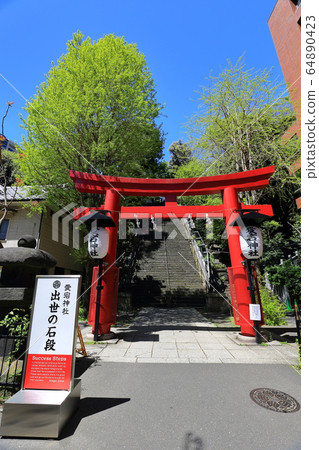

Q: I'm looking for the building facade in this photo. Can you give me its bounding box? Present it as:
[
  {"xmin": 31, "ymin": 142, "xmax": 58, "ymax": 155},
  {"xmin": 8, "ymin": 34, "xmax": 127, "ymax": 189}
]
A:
[
  {"xmin": 0, "ymin": 187, "xmax": 83, "ymax": 275},
  {"xmin": 268, "ymin": 0, "xmax": 301, "ymax": 207}
]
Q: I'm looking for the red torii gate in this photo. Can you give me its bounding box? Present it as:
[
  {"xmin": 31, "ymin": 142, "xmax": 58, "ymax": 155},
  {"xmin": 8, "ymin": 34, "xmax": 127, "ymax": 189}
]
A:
[{"xmin": 70, "ymin": 165, "xmax": 275, "ymax": 337}]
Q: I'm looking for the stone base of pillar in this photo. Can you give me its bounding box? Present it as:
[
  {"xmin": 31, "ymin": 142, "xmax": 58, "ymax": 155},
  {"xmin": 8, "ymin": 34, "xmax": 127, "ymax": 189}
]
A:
[{"xmin": 236, "ymin": 333, "xmax": 257, "ymax": 345}]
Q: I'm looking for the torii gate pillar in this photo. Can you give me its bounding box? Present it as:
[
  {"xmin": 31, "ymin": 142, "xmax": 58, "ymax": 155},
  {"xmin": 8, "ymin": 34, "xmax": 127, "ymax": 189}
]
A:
[
  {"xmin": 223, "ymin": 187, "xmax": 255, "ymax": 336},
  {"xmin": 90, "ymin": 189, "xmax": 120, "ymax": 336}
]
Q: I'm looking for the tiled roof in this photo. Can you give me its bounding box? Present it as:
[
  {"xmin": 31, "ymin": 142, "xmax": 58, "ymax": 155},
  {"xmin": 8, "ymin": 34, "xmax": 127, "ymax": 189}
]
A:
[{"xmin": 0, "ymin": 186, "xmax": 46, "ymax": 202}]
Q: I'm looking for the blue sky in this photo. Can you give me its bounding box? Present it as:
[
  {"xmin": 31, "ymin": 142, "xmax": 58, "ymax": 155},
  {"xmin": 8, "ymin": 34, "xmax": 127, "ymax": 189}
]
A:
[{"xmin": 0, "ymin": 0, "xmax": 283, "ymax": 161}]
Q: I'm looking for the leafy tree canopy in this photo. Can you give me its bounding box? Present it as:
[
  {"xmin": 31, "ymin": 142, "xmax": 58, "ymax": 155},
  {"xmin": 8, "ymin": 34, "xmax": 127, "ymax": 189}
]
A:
[
  {"xmin": 0, "ymin": 150, "xmax": 17, "ymax": 186},
  {"xmin": 172, "ymin": 57, "xmax": 301, "ymax": 303},
  {"xmin": 186, "ymin": 56, "xmax": 300, "ymax": 208},
  {"xmin": 168, "ymin": 139, "xmax": 192, "ymax": 175},
  {"xmin": 18, "ymin": 32, "xmax": 165, "ymax": 209}
]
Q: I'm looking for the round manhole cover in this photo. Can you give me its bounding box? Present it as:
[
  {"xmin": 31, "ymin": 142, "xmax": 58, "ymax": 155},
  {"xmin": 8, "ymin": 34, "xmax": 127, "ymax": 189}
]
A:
[{"xmin": 250, "ymin": 388, "xmax": 300, "ymax": 413}]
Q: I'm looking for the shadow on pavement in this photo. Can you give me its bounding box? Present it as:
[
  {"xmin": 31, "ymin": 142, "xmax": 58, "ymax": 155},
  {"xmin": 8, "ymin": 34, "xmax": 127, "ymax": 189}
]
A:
[
  {"xmin": 113, "ymin": 325, "xmax": 240, "ymax": 343},
  {"xmin": 60, "ymin": 397, "xmax": 130, "ymax": 439},
  {"xmin": 74, "ymin": 357, "xmax": 96, "ymax": 377}
]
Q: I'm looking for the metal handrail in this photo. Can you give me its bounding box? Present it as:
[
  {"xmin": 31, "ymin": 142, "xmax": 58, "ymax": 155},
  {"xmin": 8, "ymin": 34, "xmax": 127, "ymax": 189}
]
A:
[
  {"xmin": 182, "ymin": 219, "xmax": 210, "ymax": 291},
  {"xmin": 119, "ymin": 236, "xmax": 140, "ymax": 291},
  {"xmin": 163, "ymin": 231, "xmax": 171, "ymax": 292}
]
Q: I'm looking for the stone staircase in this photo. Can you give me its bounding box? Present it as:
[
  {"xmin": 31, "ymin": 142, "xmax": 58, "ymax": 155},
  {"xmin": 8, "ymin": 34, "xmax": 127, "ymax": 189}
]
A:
[{"xmin": 131, "ymin": 219, "xmax": 206, "ymax": 307}]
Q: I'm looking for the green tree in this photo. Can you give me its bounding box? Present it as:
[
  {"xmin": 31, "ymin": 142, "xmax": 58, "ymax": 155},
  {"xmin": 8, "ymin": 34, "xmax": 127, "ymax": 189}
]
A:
[
  {"xmin": 187, "ymin": 57, "xmax": 300, "ymax": 207},
  {"xmin": 18, "ymin": 32, "xmax": 165, "ymax": 210},
  {"xmin": 179, "ymin": 58, "xmax": 301, "ymax": 306},
  {"xmin": 168, "ymin": 139, "xmax": 192, "ymax": 175},
  {"xmin": 260, "ymin": 215, "xmax": 301, "ymax": 307},
  {"xmin": 173, "ymin": 158, "xmax": 221, "ymax": 207}
]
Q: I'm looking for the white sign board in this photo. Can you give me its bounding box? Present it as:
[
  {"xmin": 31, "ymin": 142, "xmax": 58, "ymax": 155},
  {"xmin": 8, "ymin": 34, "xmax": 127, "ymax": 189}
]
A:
[
  {"xmin": 249, "ymin": 304, "xmax": 262, "ymax": 321},
  {"xmin": 23, "ymin": 275, "xmax": 81, "ymax": 391}
]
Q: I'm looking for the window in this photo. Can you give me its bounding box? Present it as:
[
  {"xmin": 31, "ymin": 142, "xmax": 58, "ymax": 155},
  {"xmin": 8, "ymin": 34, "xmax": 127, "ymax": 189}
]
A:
[{"xmin": 0, "ymin": 219, "xmax": 9, "ymax": 240}]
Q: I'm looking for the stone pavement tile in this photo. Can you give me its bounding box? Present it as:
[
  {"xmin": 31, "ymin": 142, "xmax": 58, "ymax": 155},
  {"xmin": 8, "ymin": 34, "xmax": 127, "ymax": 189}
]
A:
[
  {"xmin": 107, "ymin": 340, "xmax": 131, "ymax": 349},
  {"xmin": 195, "ymin": 335, "xmax": 221, "ymax": 344},
  {"xmin": 251, "ymin": 353, "xmax": 293, "ymax": 364},
  {"xmin": 127, "ymin": 341, "xmax": 154, "ymax": 349},
  {"xmin": 250, "ymin": 348, "xmax": 292, "ymax": 359},
  {"xmin": 212, "ymin": 332, "xmax": 234, "ymax": 337},
  {"xmin": 193, "ymin": 330, "xmax": 215, "ymax": 338},
  {"xmin": 152, "ymin": 349, "xmax": 179, "ymax": 358},
  {"xmin": 219, "ymin": 358, "xmax": 270, "ymax": 364},
  {"xmin": 282, "ymin": 349, "xmax": 299, "ymax": 357},
  {"xmin": 174, "ymin": 330, "xmax": 196, "ymax": 335},
  {"xmin": 202, "ymin": 349, "xmax": 234, "ymax": 359},
  {"xmin": 158, "ymin": 335, "xmax": 176, "ymax": 343},
  {"xmin": 124, "ymin": 349, "xmax": 153, "ymax": 358},
  {"xmin": 188, "ymin": 357, "xmax": 210, "ymax": 363},
  {"xmin": 99, "ymin": 347, "xmax": 129, "ymax": 357},
  {"xmin": 152, "ymin": 342, "xmax": 177, "ymax": 350},
  {"xmin": 214, "ymin": 339, "xmax": 241, "ymax": 349},
  {"xmin": 176, "ymin": 342, "xmax": 202, "ymax": 350},
  {"xmin": 279, "ymin": 349, "xmax": 300, "ymax": 359},
  {"xmin": 97, "ymin": 356, "xmax": 137, "ymax": 363},
  {"xmin": 174, "ymin": 333, "xmax": 198, "ymax": 343},
  {"xmin": 197, "ymin": 342, "xmax": 227, "ymax": 350},
  {"xmin": 136, "ymin": 357, "xmax": 190, "ymax": 363},
  {"xmin": 247, "ymin": 359, "xmax": 297, "ymax": 364},
  {"xmin": 227, "ymin": 349, "xmax": 260, "ymax": 359},
  {"xmin": 177, "ymin": 348, "xmax": 206, "ymax": 357}
]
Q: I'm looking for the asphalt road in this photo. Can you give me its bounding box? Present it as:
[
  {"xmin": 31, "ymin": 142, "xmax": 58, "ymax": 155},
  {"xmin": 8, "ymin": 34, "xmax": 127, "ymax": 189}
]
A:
[{"xmin": 0, "ymin": 361, "xmax": 301, "ymax": 450}]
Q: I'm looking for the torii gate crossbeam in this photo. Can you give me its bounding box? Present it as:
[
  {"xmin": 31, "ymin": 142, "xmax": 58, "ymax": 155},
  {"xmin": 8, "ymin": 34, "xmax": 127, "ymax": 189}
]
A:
[{"xmin": 70, "ymin": 165, "xmax": 275, "ymax": 338}]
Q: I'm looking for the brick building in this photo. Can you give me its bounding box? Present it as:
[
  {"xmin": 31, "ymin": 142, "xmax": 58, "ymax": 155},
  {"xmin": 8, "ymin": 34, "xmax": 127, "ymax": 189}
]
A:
[
  {"xmin": 268, "ymin": 0, "xmax": 301, "ymax": 207},
  {"xmin": 268, "ymin": 0, "xmax": 301, "ymax": 137}
]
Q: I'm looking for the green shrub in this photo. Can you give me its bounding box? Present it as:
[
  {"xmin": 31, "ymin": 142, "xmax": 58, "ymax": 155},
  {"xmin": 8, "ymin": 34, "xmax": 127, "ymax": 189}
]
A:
[
  {"xmin": 78, "ymin": 306, "xmax": 87, "ymax": 321},
  {"xmin": 0, "ymin": 308, "xmax": 30, "ymax": 337},
  {"xmin": 0, "ymin": 308, "xmax": 30, "ymax": 362},
  {"xmin": 259, "ymin": 284, "xmax": 287, "ymax": 326}
]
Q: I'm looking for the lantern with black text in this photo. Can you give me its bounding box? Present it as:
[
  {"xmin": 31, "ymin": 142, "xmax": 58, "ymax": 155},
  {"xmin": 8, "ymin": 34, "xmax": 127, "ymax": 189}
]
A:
[
  {"xmin": 240, "ymin": 226, "xmax": 263, "ymax": 259},
  {"xmin": 88, "ymin": 227, "xmax": 109, "ymax": 259}
]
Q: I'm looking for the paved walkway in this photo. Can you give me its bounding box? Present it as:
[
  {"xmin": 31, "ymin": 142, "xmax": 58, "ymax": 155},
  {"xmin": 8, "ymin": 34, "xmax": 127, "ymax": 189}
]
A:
[{"xmin": 79, "ymin": 307, "xmax": 299, "ymax": 365}]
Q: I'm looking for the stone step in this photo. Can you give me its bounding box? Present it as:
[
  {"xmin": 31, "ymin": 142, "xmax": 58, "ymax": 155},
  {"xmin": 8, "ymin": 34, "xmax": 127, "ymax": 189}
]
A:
[{"xmin": 131, "ymin": 220, "xmax": 207, "ymax": 306}]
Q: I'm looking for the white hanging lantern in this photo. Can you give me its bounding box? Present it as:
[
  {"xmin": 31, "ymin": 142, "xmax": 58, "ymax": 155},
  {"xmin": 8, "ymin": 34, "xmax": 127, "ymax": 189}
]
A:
[
  {"xmin": 88, "ymin": 227, "xmax": 109, "ymax": 259},
  {"xmin": 240, "ymin": 226, "xmax": 263, "ymax": 259}
]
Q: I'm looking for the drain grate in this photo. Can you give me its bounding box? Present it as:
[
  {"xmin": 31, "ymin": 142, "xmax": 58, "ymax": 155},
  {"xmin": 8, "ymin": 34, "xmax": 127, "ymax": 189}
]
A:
[{"xmin": 250, "ymin": 388, "xmax": 300, "ymax": 413}]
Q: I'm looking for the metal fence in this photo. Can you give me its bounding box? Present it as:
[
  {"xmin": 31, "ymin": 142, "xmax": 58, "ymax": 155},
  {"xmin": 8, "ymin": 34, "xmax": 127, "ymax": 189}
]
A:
[
  {"xmin": 182, "ymin": 219, "xmax": 211, "ymax": 291},
  {"xmin": 0, "ymin": 334, "xmax": 27, "ymax": 398}
]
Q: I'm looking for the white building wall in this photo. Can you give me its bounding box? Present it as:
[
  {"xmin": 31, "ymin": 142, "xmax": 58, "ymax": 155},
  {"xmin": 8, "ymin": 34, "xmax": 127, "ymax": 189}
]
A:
[
  {"xmin": 1, "ymin": 204, "xmax": 82, "ymax": 274},
  {"xmin": 1, "ymin": 208, "xmax": 41, "ymax": 248}
]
